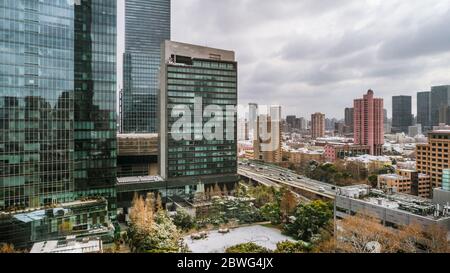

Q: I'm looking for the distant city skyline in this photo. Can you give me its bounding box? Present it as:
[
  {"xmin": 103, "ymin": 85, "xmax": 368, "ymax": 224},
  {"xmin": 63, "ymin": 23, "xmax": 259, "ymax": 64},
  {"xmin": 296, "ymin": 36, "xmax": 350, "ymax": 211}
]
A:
[{"xmin": 116, "ymin": 0, "xmax": 450, "ymax": 119}]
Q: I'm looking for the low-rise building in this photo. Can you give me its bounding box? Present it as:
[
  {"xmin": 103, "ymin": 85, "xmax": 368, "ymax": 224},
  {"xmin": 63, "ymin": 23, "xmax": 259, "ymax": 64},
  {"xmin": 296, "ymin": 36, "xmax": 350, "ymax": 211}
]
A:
[
  {"xmin": 378, "ymin": 169, "xmax": 431, "ymax": 198},
  {"xmin": 286, "ymin": 148, "xmax": 324, "ymax": 164},
  {"xmin": 336, "ymin": 185, "xmax": 450, "ymax": 231},
  {"xmin": 30, "ymin": 236, "xmax": 103, "ymax": 253},
  {"xmin": 324, "ymin": 144, "xmax": 371, "ymax": 162},
  {"xmin": 0, "ymin": 199, "xmax": 114, "ymax": 249}
]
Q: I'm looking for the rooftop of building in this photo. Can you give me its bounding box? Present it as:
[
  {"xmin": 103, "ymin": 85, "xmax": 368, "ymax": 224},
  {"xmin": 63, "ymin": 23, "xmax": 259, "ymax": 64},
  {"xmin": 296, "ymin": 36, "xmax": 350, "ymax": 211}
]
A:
[
  {"xmin": 117, "ymin": 133, "xmax": 158, "ymax": 139},
  {"xmin": 0, "ymin": 198, "xmax": 106, "ymax": 219},
  {"xmin": 338, "ymin": 185, "xmax": 450, "ymax": 220},
  {"xmin": 346, "ymin": 154, "xmax": 392, "ymax": 163},
  {"xmin": 116, "ymin": 176, "xmax": 164, "ymax": 185},
  {"xmin": 30, "ymin": 237, "xmax": 102, "ymax": 254}
]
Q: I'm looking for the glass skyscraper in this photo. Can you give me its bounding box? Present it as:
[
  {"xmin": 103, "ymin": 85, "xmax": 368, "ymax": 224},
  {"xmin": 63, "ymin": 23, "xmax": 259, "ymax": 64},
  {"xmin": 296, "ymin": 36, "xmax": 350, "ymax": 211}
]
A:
[
  {"xmin": 0, "ymin": 0, "xmax": 117, "ymax": 214},
  {"xmin": 417, "ymin": 91, "xmax": 430, "ymax": 131},
  {"xmin": 430, "ymin": 85, "xmax": 450, "ymax": 126},
  {"xmin": 121, "ymin": 0, "xmax": 171, "ymax": 133},
  {"xmin": 392, "ymin": 95, "xmax": 412, "ymax": 133},
  {"xmin": 160, "ymin": 41, "xmax": 238, "ymax": 196}
]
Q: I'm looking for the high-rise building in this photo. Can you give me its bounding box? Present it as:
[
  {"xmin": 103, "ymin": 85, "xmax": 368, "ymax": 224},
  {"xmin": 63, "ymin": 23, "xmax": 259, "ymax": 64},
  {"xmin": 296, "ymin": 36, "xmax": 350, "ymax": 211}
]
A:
[
  {"xmin": 121, "ymin": 0, "xmax": 171, "ymax": 133},
  {"xmin": 345, "ymin": 108, "xmax": 354, "ymax": 132},
  {"xmin": 286, "ymin": 115, "xmax": 296, "ymax": 129},
  {"xmin": 416, "ymin": 129, "xmax": 450, "ymax": 191},
  {"xmin": 0, "ymin": 0, "xmax": 117, "ymax": 246},
  {"xmin": 417, "ymin": 91, "xmax": 431, "ymax": 131},
  {"xmin": 73, "ymin": 1, "xmax": 118, "ymax": 216},
  {"xmin": 430, "ymin": 85, "xmax": 450, "ymax": 126},
  {"xmin": 254, "ymin": 107, "xmax": 282, "ymax": 163},
  {"xmin": 248, "ymin": 103, "xmax": 258, "ymax": 140},
  {"xmin": 311, "ymin": 113, "xmax": 325, "ymax": 139},
  {"xmin": 354, "ymin": 90, "xmax": 384, "ymax": 155},
  {"xmin": 159, "ymin": 41, "xmax": 238, "ymax": 195},
  {"xmin": 392, "ymin": 95, "xmax": 412, "ymax": 133}
]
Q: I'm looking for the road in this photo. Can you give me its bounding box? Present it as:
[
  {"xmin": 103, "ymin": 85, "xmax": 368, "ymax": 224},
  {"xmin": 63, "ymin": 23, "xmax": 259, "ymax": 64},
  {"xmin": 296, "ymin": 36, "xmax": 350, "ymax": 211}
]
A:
[{"xmin": 238, "ymin": 159, "xmax": 337, "ymax": 199}]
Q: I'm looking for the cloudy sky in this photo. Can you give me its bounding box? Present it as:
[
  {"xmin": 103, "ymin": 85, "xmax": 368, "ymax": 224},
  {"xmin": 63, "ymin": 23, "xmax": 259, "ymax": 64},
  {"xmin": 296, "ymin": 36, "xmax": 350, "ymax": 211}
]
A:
[{"xmin": 117, "ymin": 0, "xmax": 450, "ymax": 119}]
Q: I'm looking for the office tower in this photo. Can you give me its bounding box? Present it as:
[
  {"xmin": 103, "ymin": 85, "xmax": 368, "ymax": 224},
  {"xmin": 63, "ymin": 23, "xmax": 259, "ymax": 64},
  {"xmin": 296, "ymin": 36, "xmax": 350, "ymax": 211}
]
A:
[
  {"xmin": 298, "ymin": 117, "xmax": 308, "ymax": 130},
  {"xmin": 73, "ymin": 1, "xmax": 118, "ymax": 215},
  {"xmin": 354, "ymin": 90, "xmax": 384, "ymax": 155},
  {"xmin": 0, "ymin": 0, "xmax": 117, "ymax": 246},
  {"xmin": 430, "ymin": 85, "xmax": 450, "ymax": 126},
  {"xmin": 159, "ymin": 41, "xmax": 238, "ymax": 195},
  {"xmin": 392, "ymin": 95, "xmax": 412, "ymax": 133},
  {"xmin": 345, "ymin": 108, "xmax": 354, "ymax": 132},
  {"xmin": 311, "ymin": 113, "xmax": 325, "ymax": 139},
  {"xmin": 121, "ymin": 0, "xmax": 171, "ymax": 133},
  {"xmin": 286, "ymin": 115, "xmax": 296, "ymax": 129},
  {"xmin": 248, "ymin": 103, "xmax": 258, "ymax": 140},
  {"xmin": 416, "ymin": 128, "xmax": 450, "ymax": 191},
  {"xmin": 237, "ymin": 118, "xmax": 247, "ymax": 141},
  {"xmin": 417, "ymin": 91, "xmax": 431, "ymax": 131}
]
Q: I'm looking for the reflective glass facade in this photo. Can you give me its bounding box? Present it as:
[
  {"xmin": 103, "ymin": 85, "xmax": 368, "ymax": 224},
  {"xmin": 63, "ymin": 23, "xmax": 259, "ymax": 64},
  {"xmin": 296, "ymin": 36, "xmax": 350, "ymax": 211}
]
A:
[
  {"xmin": 0, "ymin": 0, "xmax": 117, "ymax": 215},
  {"xmin": 392, "ymin": 95, "xmax": 412, "ymax": 133},
  {"xmin": 0, "ymin": 0, "xmax": 76, "ymax": 210},
  {"xmin": 73, "ymin": 0, "xmax": 117, "ymax": 216},
  {"xmin": 160, "ymin": 42, "xmax": 238, "ymax": 187},
  {"xmin": 417, "ymin": 91, "xmax": 430, "ymax": 130},
  {"xmin": 121, "ymin": 0, "xmax": 171, "ymax": 133},
  {"xmin": 166, "ymin": 61, "xmax": 238, "ymax": 178},
  {"xmin": 430, "ymin": 85, "xmax": 450, "ymax": 126}
]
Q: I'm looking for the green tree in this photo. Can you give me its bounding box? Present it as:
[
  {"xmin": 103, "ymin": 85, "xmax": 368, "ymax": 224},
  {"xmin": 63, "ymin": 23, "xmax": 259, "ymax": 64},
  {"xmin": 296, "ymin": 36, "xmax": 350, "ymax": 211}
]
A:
[
  {"xmin": 173, "ymin": 209, "xmax": 195, "ymax": 231},
  {"xmin": 128, "ymin": 193, "xmax": 188, "ymax": 253},
  {"xmin": 225, "ymin": 243, "xmax": 272, "ymax": 253},
  {"xmin": 275, "ymin": 240, "xmax": 312, "ymax": 253},
  {"xmin": 368, "ymin": 175, "xmax": 378, "ymax": 188},
  {"xmin": 283, "ymin": 200, "xmax": 333, "ymax": 242},
  {"xmin": 260, "ymin": 202, "xmax": 281, "ymax": 225}
]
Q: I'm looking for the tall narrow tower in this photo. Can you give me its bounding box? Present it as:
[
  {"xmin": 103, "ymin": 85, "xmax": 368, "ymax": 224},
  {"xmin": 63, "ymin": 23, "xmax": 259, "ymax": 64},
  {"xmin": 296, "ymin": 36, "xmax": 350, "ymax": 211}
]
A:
[{"xmin": 354, "ymin": 90, "xmax": 384, "ymax": 155}]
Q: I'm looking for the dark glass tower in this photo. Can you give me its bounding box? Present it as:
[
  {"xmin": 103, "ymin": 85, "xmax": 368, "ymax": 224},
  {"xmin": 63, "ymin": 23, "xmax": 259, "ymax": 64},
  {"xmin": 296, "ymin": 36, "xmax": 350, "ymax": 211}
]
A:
[
  {"xmin": 121, "ymin": 0, "xmax": 171, "ymax": 133},
  {"xmin": 392, "ymin": 95, "xmax": 412, "ymax": 133},
  {"xmin": 430, "ymin": 85, "xmax": 450, "ymax": 126},
  {"xmin": 73, "ymin": 0, "xmax": 117, "ymax": 216},
  {"xmin": 417, "ymin": 91, "xmax": 430, "ymax": 131},
  {"xmin": 0, "ymin": 0, "xmax": 116, "ymax": 213},
  {"xmin": 160, "ymin": 41, "xmax": 238, "ymax": 196}
]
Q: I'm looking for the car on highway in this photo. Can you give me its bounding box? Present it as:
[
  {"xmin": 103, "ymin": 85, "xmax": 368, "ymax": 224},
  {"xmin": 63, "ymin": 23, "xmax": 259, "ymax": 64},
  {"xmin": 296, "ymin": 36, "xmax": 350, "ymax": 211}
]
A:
[{"xmin": 318, "ymin": 187, "xmax": 325, "ymax": 193}]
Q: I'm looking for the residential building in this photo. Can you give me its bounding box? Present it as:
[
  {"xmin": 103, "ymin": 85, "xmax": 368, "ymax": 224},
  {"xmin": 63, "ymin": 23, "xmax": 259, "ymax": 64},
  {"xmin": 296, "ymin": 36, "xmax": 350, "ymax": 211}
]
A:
[
  {"xmin": 354, "ymin": 90, "xmax": 384, "ymax": 155},
  {"xmin": 324, "ymin": 144, "xmax": 371, "ymax": 162},
  {"xmin": 416, "ymin": 129, "xmax": 450, "ymax": 191},
  {"xmin": 121, "ymin": 0, "xmax": 171, "ymax": 133},
  {"xmin": 159, "ymin": 41, "xmax": 239, "ymax": 198},
  {"xmin": 254, "ymin": 106, "xmax": 282, "ymax": 163},
  {"xmin": 392, "ymin": 96, "xmax": 413, "ymax": 133},
  {"xmin": 377, "ymin": 169, "xmax": 431, "ymax": 198},
  {"xmin": 311, "ymin": 113, "xmax": 325, "ymax": 139}
]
